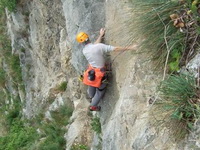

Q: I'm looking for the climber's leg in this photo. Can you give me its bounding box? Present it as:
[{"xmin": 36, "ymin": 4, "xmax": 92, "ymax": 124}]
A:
[{"xmin": 90, "ymin": 83, "xmax": 107, "ymax": 106}]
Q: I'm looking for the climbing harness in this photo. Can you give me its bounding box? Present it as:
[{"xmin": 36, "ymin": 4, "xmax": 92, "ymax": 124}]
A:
[{"xmin": 82, "ymin": 64, "xmax": 106, "ymax": 88}]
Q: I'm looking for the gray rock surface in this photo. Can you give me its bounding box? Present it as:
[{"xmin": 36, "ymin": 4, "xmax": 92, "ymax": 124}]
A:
[
  {"xmin": 64, "ymin": 78, "xmax": 93, "ymax": 149},
  {"xmin": 186, "ymin": 53, "xmax": 200, "ymax": 78},
  {"xmin": 5, "ymin": 0, "xmax": 200, "ymax": 149},
  {"xmin": 62, "ymin": 0, "xmax": 106, "ymax": 72},
  {"xmin": 6, "ymin": 0, "xmax": 73, "ymax": 118}
]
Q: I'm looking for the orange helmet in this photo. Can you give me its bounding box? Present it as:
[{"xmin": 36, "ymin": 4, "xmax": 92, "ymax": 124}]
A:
[{"xmin": 76, "ymin": 32, "xmax": 89, "ymax": 43}]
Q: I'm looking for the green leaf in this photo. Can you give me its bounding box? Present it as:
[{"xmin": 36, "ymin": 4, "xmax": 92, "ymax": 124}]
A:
[
  {"xmin": 187, "ymin": 122, "xmax": 194, "ymax": 129},
  {"xmin": 169, "ymin": 61, "xmax": 179, "ymax": 72},
  {"xmin": 196, "ymin": 27, "xmax": 200, "ymax": 35},
  {"xmin": 163, "ymin": 105, "xmax": 175, "ymax": 110},
  {"xmin": 171, "ymin": 49, "xmax": 181, "ymax": 59},
  {"xmin": 173, "ymin": 51, "xmax": 180, "ymax": 59},
  {"xmin": 191, "ymin": 3, "xmax": 198, "ymax": 14},
  {"xmin": 171, "ymin": 110, "xmax": 180, "ymax": 119},
  {"xmin": 194, "ymin": 104, "xmax": 200, "ymax": 111},
  {"xmin": 178, "ymin": 112, "xmax": 183, "ymax": 120}
]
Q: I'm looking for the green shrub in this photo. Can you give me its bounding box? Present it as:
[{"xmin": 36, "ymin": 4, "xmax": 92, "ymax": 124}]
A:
[
  {"xmin": 57, "ymin": 81, "xmax": 68, "ymax": 92},
  {"xmin": 0, "ymin": 90, "xmax": 7, "ymax": 110},
  {"xmin": 0, "ymin": 101, "xmax": 74, "ymax": 150},
  {"xmin": 91, "ymin": 116, "xmax": 101, "ymax": 134},
  {"xmin": 0, "ymin": 120, "xmax": 38, "ymax": 150},
  {"xmin": 0, "ymin": 68, "xmax": 6, "ymax": 87},
  {"xmin": 0, "ymin": 96, "xmax": 38, "ymax": 150},
  {"xmin": 0, "ymin": 99, "xmax": 72, "ymax": 150},
  {"xmin": 51, "ymin": 104, "xmax": 73, "ymax": 126},
  {"xmin": 3, "ymin": 96, "xmax": 21, "ymax": 127},
  {"xmin": 0, "ymin": 36, "xmax": 12, "ymax": 59},
  {"xmin": 1, "ymin": 98, "xmax": 70, "ymax": 150},
  {"xmin": 71, "ymin": 143, "xmax": 89, "ymax": 150},
  {"xmin": 9, "ymin": 55, "xmax": 23, "ymax": 83},
  {"xmin": 39, "ymin": 142, "xmax": 60, "ymax": 150},
  {"xmin": 0, "ymin": 12, "xmax": 23, "ymax": 86},
  {"xmin": 38, "ymin": 105, "xmax": 73, "ymax": 150},
  {"xmin": 0, "ymin": 0, "xmax": 16, "ymax": 12},
  {"xmin": 156, "ymin": 74, "xmax": 200, "ymax": 138},
  {"xmin": 0, "ymin": 11, "xmax": 23, "ymax": 90},
  {"xmin": 38, "ymin": 122, "xmax": 66, "ymax": 150}
]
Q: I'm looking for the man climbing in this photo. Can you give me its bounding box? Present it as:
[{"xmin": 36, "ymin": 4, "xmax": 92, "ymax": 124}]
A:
[{"xmin": 76, "ymin": 28, "xmax": 137, "ymax": 111}]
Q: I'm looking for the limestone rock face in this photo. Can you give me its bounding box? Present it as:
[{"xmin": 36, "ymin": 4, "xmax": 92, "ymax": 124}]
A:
[
  {"xmin": 6, "ymin": 0, "xmax": 73, "ymax": 119},
  {"xmin": 5, "ymin": 0, "xmax": 200, "ymax": 150},
  {"xmin": 186, "ymin": 53, "xmax": 200, "ymax": 78},
  {"xmin": 64, "ymin": 78, "xmax": 93, "ymax": 149},
  {"xmin": 62, "ymin": 0, "xmax": 106, "ymax": 72}
]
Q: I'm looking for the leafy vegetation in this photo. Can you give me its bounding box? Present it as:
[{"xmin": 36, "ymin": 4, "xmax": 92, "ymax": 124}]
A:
[
  {"xmin": 91, "ymin": 116, "xmax": 101, "ymax": 134},
  {"xmin": 131, "ymin": 0, "xmax": 200, "ymax": 140},
  {"xmin": 5, "ymin": 96, "xmax": 22, "ymax": 128},
  {"xmin": 9, "ymin": 55, "xmax": 23, "ymax": 83},
  {"xmin": 0, "ymin": 9, "xmax": 74, "ymax": 150},
  {"xmin": 155, "ymin": 74, "xmax": 200, "ymax": 139},
  {"xmin": 57, "ymin": 81, "xmax": 68, "ymax": 92},
  {"xmin": 71, "ymin": 143, "xmax": 89, "ymax": 150},
  {"xmin": 38, "ymin": 121, "xmax": 66, "ymax": 150},
  {"xmin": 90, "ymin": 116, "xmax": 102, "ymax": 149},
  {"xmin": 35, "ymin": 104, "xmax": 73, "ymax": 150},
  {"xmin": 0, "ymin": 99, "xmax": 74, "ymax": 150},
  {"xmin": 0, "ymin": 95, "xmax": 38, "ymax": 150},
  {"xmin": 0, "ymin": 0, "xmax": 16, "ymax": 12},
  {"xmin": 0, "ymin": 120, "xmax": 38, "ymax": 150},
  {"xmin": 50, "ymin": 104, "xmax": 73, "ymax": 126},
  {"xmin": 0, "ymin": 11, "xmax": 24, "ymax": 92},
  {"xmin": 0, "ymin": 68, "xmax": 6, "ymax": 87},
  {"xmin": 132, "ymin": 0, "xmax": 200, "ymax": 73}
]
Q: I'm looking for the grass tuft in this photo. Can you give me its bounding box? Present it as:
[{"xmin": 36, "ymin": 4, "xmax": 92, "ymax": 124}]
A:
[
  {"xmin": 154, "ymin": 73, "xmax": 200, "ymax": 139},
  {"xmin": 9, "ymin": 55, "xmax": 23, "ymax": 83},
  {"xmin": 0, "ymin": 67, "xmax": 6, "ymax": 87},
  {"xmin": 91, "ymin": 116, "xmax": 101, "ymax": 134},
  {"xmin": 131, "ymin": 0, "xmax": 200, "ymax": 72},
  {"xmin": 50, "ymin": 104, "xmax": 73, "ymax": 126},
  {"xmin": 57, "ymin": 81, "xmax": 68, "ymax": 92},
  {"xmin": 71, "ymin": 143, "xmax": 89, "ymax": 150}
]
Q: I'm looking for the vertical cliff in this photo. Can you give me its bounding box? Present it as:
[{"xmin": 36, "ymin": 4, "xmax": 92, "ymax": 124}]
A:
[{"xmin": 2, "ymin": 0, "xmax": 200, "ymax": 149}]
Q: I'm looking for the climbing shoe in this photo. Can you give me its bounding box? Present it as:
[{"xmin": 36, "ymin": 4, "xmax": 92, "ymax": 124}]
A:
[{"xmin": 89, "ymin": 106, "xmax": 101, "ymax": 111}]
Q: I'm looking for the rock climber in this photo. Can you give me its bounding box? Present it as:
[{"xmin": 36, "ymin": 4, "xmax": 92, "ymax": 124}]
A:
[{"xmin": 76, "ymin": 28, "xmax": 137, "ymax": 111}]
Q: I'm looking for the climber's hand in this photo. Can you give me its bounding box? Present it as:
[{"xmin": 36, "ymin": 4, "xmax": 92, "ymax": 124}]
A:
[{"xmin": 100, "ymin": 28, "xmax": 106, "ymax": 37}]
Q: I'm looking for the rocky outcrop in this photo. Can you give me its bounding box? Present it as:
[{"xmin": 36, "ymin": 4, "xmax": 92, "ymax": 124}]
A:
[
  {"xmin": 64, "ymin": 77, "xmax": 93, "ymax": 149},
  {"xmin": 5, "ymin": 0, "xmax": 200, "ymax": 149},
  {"xmin": 6, "ymin": 0, "xmax": 102, "ymax": 148},
  {"xmin": 6, "ymin": 0, "xmax": 73, "ymax": 118}
]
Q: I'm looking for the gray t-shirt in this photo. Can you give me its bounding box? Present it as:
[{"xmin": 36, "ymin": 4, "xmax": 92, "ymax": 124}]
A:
[{"xmin": 83, "ymin": 43, "xmax": 114, "ymax": 68}]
